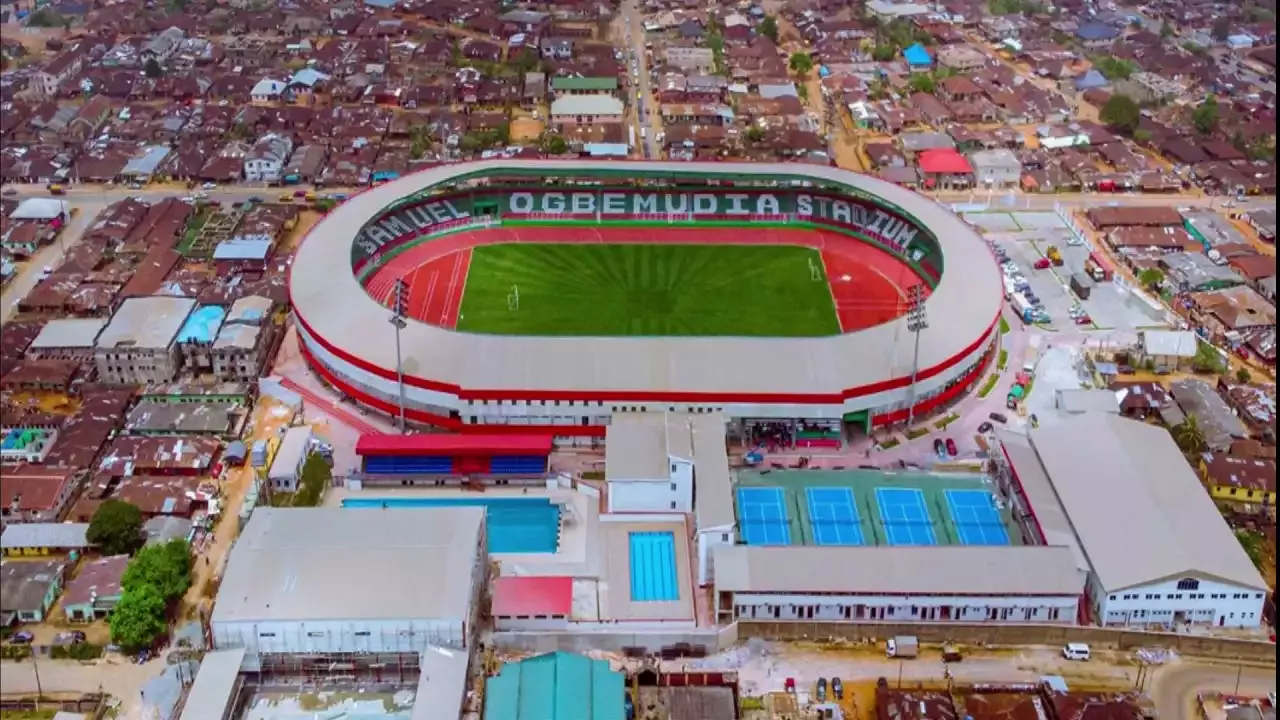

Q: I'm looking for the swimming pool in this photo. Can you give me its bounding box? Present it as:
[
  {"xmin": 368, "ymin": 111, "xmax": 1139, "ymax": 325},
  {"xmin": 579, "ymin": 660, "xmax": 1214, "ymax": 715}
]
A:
[
  {"xmin": 341, "ymin": 497, "xmax": 561, "ymax": 554},
  {"xmin": 628, "ymin": 531, "xmax": 679, "ymax": 602}
]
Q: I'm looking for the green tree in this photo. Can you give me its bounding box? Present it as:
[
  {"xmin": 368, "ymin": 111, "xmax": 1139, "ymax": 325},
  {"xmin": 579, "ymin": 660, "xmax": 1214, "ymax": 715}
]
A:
[
  {"xmin": 1092, "ymin": 56, "xmax": 1137, "ymax": 80},
  {"xmin": 87, "ymin": 500, "xmax": 144, "ymax": 556},
  {"xmin": 1192, "ymin": 95, "xmax": 1219, "ymax": 135},
  {"xmin": 871, "ymin": 45, "xmax": 896, "ymax": 62},
  {"xmin": 1171, "ymin": 414, "xmax": 1207, "ymax": 455},
  {"xmin": 1100, "ymin": 94, "xmax": 1141, "ymax": 134},
  {"xmin": 109, "ymin": 584, "xmax": 169, "ymax": 651},
  {"xmin": 1159, "ymin": 21, "xmax": 1174, "ymax": 38},
  {"xmin": 788, "ymin": 51, "xmax": 814, "ymax": 78},
  {"xmin": 1210, "ymin": 17, "xmax": 1232, "ymax": 42},
  {"xmin": 540, "ymin": 134, "xmax": 568, "ymax": 154},
  {"xmin": 908, "ymin": 73, "xmax": 935, "ymax": 94},
  {"xmin": 293, "ymin": 453, "xmax": 332, "ymax": 507},
  {"xmin": 143, "ymin": 58, "xmax": 164, "ymax": 78},
  {"xmin": 122, "ymin": 540, "xmax": 192, "ymax": 601},
  {"xmin": 1192, "ymin": 341, "xmax": 1226, "ymax": 374},
  {"xmin": 1236, "ymin": 367, "xmax": 1251, "ymax": 383},
  {"xmin": 745, "ymin": 125, "xmax": 765, "ymax": 143},
  {"xmin": 1133, "ymin": 128, "xmax": 1152, "ymax": 143},
  {"xmin": 1137, "ymin": 267, "xmax": 1164, "ymax": 289},
  {"xmin": 758, "ymin": 15, "xmax": 779, "ymax": 43}
]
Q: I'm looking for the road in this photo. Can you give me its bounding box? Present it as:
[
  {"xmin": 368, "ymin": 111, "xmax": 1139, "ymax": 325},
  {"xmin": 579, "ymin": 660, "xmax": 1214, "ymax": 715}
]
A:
[
  {"xmin": 1151, "ymin": 662, "xmax": 1276, "ymax": 719},
  {"xmin": 618, "ymin": 0, "xmax": 659, "ymax": 158},
  {"xmin": 0, "ymin": 196, "xmax": 110, "ymax": 323}
]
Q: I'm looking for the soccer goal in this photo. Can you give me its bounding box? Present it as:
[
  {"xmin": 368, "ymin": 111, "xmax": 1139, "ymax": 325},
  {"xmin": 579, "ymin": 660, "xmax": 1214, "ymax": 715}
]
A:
[
  {"xmin": 808, "ymin": 257, "xmax": 824, "ymax": 282},
  {"xmin": 507, "ymin": 284, "xmax": 520, "ymax": 311}
]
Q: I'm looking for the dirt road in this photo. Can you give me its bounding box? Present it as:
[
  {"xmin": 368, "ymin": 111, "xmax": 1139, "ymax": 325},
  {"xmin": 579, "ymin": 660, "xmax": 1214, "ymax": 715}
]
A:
[{"xmin": 1151, "ymin": 662, "xmax": 1277, "ymax": 718}]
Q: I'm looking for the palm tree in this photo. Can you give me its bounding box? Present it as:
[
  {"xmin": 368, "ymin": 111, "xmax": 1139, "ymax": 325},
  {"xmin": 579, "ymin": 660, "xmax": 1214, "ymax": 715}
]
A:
[{"xmin": 1171, "ymin": 415, "xmax": 1207, "ymax": 455}]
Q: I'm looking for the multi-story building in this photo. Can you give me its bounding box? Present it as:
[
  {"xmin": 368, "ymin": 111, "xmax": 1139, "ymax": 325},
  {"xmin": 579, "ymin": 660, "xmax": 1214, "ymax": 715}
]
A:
[
  {"xmin": 32, "ymin": 49, "xmax": 84, "ymax": 98},
  {"xmin": 210, "ymin": 296, "xmax": 278, "ymax": 382},
  {"xmin": 244, "ymin": 134, "xmax": 295, "ymax": 183},
  {"xmin": 94, "ymin": 296, "xmax": 196, "ymax": 385}
]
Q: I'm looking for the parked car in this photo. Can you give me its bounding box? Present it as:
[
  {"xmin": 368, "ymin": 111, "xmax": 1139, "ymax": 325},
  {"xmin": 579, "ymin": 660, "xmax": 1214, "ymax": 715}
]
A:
[
  {"xmin": 933, "ymin": 438, "xmax": 947, "ymax": 458},
  {"xmin": 945, "ymin": 437, "xmax": 958, "ymax": 456},
  {"xmin": 977, "ymin": 421, "xmax": 993, "ymax": 434},
  {"xmin": 2, "ymin": 187, "xmax": 18, "ymax": 196},
  {"xmin": 816, "ymin": 677, "xmax": 827, "ymax": 702},
  {"xmin": 832, "ymin": 677, "xmax": 844, "ymax": 700},
  {"xmin": 1033, "ymin": 258, "xmax": 1051, "ymax": 270},
  {"xmin": 989, "ymin": 412, "xmax": 1008, "ymax": 424},
  {"xmin": 10, "ymin": 631, "xmax": 34, "ymax": 644}
]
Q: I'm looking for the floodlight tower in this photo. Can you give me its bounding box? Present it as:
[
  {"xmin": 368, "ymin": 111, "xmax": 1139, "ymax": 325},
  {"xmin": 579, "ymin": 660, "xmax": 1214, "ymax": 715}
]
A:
[
  {"xmin": 390, "ymin": 277, "xmax": 409, "ymax": 433},
  {"xmin": 904, "ymin": 283, "xmax": 929, "ymax": 430}
]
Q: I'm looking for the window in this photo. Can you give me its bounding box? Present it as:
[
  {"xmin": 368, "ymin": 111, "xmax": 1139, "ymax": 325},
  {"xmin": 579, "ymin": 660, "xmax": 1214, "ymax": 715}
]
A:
[
  {"xmin": 670, "ymin": 482, "xmax": 678, "ymax": 491},
  {"xmin": 1176, "ymin": 578, "xmax": 1200, "ymax": 591}
]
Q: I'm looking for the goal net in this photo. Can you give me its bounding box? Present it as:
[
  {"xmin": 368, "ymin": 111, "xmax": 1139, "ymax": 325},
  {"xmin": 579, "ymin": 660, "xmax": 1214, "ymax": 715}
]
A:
[{"xmin": 507, "ymin": 284, "xmax": 520, "ymax": 312}]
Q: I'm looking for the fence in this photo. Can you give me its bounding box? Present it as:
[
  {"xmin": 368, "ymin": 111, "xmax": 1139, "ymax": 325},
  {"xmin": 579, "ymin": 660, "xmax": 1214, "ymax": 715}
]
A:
[
  {"xmin": 493, "ymin": 623, "xmax": 739, "ymax": 656},
  {"xmin": 0, "ymin": 693, "xmax": 106, "ymax": 714},
  {"xmin": 737, "ymin": 621, "xmax": 1278, "ymax": 663}
]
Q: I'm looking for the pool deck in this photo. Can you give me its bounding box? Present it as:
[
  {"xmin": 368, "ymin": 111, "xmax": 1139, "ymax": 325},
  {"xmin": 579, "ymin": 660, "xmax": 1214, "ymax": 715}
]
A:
[
  {"xmin": 596, "ymin": 518, "xmax": 694, "ymax": 623},
  {"xmin": 736, "ymin": 469, "xmax": 1021, "ymax": 548}
]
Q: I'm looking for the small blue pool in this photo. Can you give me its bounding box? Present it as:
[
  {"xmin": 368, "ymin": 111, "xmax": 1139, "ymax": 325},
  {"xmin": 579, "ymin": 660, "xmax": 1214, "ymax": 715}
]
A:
[
  {"xmin": 342, "ymin": 497, "xmax": 561, "ymax": 554},
  {"xmin": 628, "ymin": 531, "xmax": 679, "ymax": 602}
]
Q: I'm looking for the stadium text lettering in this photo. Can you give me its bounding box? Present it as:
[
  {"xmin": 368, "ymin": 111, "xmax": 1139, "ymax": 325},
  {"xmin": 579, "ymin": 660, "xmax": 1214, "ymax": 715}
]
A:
[
  {"xmin": 505, "ymin": 192, "xmax": 919, "ymax": 249},
  {"xmin": 356, "ymin": 200, "xmax": 471, "ymax": 255}
]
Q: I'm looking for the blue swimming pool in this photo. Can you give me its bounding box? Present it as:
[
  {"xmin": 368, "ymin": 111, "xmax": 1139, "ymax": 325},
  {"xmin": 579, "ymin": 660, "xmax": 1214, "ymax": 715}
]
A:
[
  {"xmin": 628, "ymin": 531, "xmax": 679, "ymax": 602},
  {"xmin": 342, "ymin": 497, "xmax": 561, "ymax": 553}
]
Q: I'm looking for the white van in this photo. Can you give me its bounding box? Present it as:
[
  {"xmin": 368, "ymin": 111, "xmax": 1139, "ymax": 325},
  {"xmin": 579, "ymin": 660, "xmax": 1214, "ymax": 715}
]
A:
[{"xmin": 1062, "ymin": 643, "xmax": 1091, "ymax": 661}]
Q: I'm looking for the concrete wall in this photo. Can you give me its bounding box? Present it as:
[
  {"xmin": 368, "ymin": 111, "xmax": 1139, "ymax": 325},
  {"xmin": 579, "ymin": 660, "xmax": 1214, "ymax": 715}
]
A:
[{"xmin": 493, "ymin": 623, "xmax": 740, "ymax": 655}]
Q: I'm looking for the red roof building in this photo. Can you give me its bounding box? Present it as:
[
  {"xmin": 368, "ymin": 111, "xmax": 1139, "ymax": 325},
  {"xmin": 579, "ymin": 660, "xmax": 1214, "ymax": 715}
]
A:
[
  {"xmin": 0, "ymin": 465, "xmax": 81, "ymax": 524},
  {"xmin": 917, "ymin": 148, "xmax": 974, "ymax": 176},
  {"xmin": 491, "ymin": 576, "xmax": 573, "ymax": 630}
]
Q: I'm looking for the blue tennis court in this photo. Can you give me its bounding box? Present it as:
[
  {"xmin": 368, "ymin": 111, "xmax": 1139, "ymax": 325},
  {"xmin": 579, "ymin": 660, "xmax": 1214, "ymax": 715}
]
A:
[
  {"xmin": 945, "ymin": 489, "xmax": 1012, "ymax": 545},
  {"xmin": 805, "ymin": 487, "xmax": 865, "ymax": 546},
  {"xmin": 875, "ymin": 487, "xmax": 938, "ymax": 546},
  {"xmin": 737, "ymin": 487, "xmax": 792, "ymax": 545},
  {"xmin": 629, "ymin": 531, "xmax": 680, "ymax": 602}
]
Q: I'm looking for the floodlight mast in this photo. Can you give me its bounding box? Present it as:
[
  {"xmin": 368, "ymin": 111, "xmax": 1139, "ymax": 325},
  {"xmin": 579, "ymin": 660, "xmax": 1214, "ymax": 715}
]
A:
[
  {"xmin": 390, "ymin": 278, "xmax": 409, "ymax": 433},
  {"xmin": 904, "ymin": 283, "xmax": 929, "ymax": 431}
]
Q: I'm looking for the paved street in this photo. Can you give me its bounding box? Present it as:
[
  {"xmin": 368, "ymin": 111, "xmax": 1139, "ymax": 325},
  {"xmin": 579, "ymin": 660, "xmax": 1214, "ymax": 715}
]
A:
[
  {"xmin": 1151, "ymin": 662, "xmax": 1277, "ymax": 719},
  {"xmin": 619, "ymin": 0, "xmax": 659, "ymax": 158}
]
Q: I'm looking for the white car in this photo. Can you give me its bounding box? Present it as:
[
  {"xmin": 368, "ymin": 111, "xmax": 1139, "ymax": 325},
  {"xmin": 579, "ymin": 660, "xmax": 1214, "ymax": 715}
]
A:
[{"xmin": 201, "ymin": 182, "xmax": 218, "ymax": 190}]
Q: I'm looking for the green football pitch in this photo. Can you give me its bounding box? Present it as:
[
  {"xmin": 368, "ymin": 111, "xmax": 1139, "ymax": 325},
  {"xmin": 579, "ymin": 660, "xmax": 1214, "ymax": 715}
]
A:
[{"xmin": 454, "ymin": 243, "xmax": 842, "ymax": 337}]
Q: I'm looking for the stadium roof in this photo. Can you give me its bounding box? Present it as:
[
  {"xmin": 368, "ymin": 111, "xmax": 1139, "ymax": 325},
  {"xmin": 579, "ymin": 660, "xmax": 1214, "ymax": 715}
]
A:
[
  {"xmin": 714, "ymin": 545, "xmax": 1083, "ymax": 596},
  {"xmin": 1020, "ymin": 414, "xmax": 1268, "ymax": 593},
  {"xmin": 291, "ymin": 160, "xmax": 1002, "ymax": 396},
  {"xmin": 355, "ymin": 433, "xmax": 554, "ymax": 457},
  {"xmin": 485, "ymin": 652, "xmax": 626, "ymax": 720},
  {"xmin": 211, "ymin": 507, "xmax": 484, "ymax": 623}
]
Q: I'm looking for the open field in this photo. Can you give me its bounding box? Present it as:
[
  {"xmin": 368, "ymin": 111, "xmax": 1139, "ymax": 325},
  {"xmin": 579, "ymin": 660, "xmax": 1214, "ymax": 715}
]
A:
[{"xmin": 456, "ymin": 242, "xmax": 842, "ymax": 337}]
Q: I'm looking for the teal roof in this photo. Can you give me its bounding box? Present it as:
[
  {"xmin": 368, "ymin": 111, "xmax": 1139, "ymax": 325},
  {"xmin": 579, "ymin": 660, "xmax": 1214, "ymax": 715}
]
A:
[
  {"xmin": 551, "ymin": 76, "xmax": 619, "ymax": 91},
  {"xmin": 485, "ymin": 652, "xmax": 625, "ymax": 720}
]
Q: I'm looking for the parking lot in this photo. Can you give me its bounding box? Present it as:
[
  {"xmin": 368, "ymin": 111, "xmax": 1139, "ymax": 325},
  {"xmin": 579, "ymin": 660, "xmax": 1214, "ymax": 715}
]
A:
[{"xmin": 966, "ymin": 211, "xmax": 1167, "ymax": 331}]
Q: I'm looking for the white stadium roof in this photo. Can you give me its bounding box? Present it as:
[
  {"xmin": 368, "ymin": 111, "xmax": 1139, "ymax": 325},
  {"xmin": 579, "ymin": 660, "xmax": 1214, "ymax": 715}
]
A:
[{"xmin": 290, "ymin": 160, "xmax": 1002, "ymax": 396}]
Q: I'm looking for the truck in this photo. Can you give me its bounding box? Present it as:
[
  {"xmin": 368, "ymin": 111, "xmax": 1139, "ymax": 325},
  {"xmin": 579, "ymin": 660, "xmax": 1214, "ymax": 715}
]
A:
[
  {"xmin": 1070, "ymin": 272, "xmax": 1094, "ymax": 300},
  {"xmin": 1046, "ymin": 245, "xmax": 1063, "ymax": 266},
  {"xmin": 1011, "ymin": 293, "xmax": 1035, "ymax": 323},
  {"xmin": 886, "ymin": 635, "xmax": 919, "ymax": 659}
]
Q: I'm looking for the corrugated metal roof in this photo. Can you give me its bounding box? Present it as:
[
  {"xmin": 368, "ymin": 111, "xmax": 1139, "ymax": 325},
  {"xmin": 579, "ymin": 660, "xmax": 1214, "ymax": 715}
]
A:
[
  {"xmin": 714, "ymin": 544, "xmax": 1083, "ymax": 596},
  {"xmin": 289, "ymin": 160, "xmax": 1002, "ymax": 397},
  {"xmin": 177, "ymin": 648, "xmax": 246, "ymax": 720},
  {"xmin": 1024, "ymin": 415, "xmax": 1267, "ymax": 592},
  {"xmin": 691, "ymin": 413, "xmax": 734, "ymax": 529},
  {"xmin": 355, "ymin": 433, "xmax": 554, "ymax": 457},
  {"xmin": 485, "ymin": 652, "xmax": 626, "ymax": 720},
  {"xmin": 0, "ymin": 523, "xmax": 91, "ymax": 550}
]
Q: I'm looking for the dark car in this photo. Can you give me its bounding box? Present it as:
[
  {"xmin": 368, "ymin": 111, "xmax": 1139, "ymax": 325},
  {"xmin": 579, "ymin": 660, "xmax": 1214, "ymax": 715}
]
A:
[
  {"xmin": 10, "ymin": 631, "xmax": 34, "ymax": 644},
  {"xmin": 816, "ymin": 677, "xmax": 827, "ymax": 702},
  {"xmin": 933, "ymin": 438, "xmax": 946, "ymax": 457},
  {"xmin": 832, "ymin": 677, "xmax": 844, "ymax": 700},
  {"xmin": 989, "ymin": 412, "xmax": 1008, "ymax": 424},
  {"xmin": 977, "ymin": 421, "xmax": 994, "ymax": 434}
]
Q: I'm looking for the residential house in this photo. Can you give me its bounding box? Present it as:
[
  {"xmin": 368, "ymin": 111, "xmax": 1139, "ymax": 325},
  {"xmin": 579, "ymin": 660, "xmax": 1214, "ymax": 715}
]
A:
[
  {"xmin": 244, "ymin": 134, "xmax": 294, "ymax": 184},
  {"xmin": 1113, "ymin": 72, "xmax": 1181, "ymax": 105},
  {"xmin": 1200, "ymin": 454, "xmax": 1276, "ymax": 507},
  {"xmin": 142, "ymin": 28, "xmax": 185, "ymax": 63},
  {"xmin": 0, "ymin": 467, "xmax": 83, "ymax": 525},
  {"xmin": 1168, "ymin": 379, "xmax": 1250, "ymax": 452},
  {"xmin": 211, "ymin": 295, "xmax": 279, "ymax": 382},
  {"xmin": 62, "ymin": 555, "xmax": 129, "ymax": 622},
  {"xmin": 916, "ymin": 148, "xmax": 973, "ymax": 189},
  {"xmin": 967, "ymin": 149, "xmax": 1022, "ymax": 187},
  {"xmin": 665, "ymin": 47, "xmax": 716, "ymax": 73},
  {"xmin": 902, "ymin": 43, "xmax": 932, "ymax": 71},
  {"xmin": 551, "ymin": 76, "xmax": 619, "ymax": 99},
  {"xmin": 33, "ymin": 49, "xmax": 84, "ymax": 97},
  {"xmin": 549, "ymin": 96, "xmax": 625, "ymax": 129},
  {"xmin": 1134, "ymin": 330, "xmax": 1200, "ymax": 373},
  {"xmin": 540, "ymin": 37, "xmax": 574, "ymax": 60},
  {"xmin": 250, "ymin": 78, "xmax": 286, "ymax": 104},
  {"xmin": 0, "ymin": 559, "xmax": 67, "ymax": 625},
  {"xmin": 1075, "ymin": 22, "xmax": 1121, "ymax": 48},
  {"xmin": 281, "ymin": 144, "xmax": 327, "ymax": 185}
]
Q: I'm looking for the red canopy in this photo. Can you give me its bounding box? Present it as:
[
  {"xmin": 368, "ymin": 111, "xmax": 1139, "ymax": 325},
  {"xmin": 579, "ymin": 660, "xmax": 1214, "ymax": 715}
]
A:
[
  {"xmin": 355, "ymin": 433, "xmax": 554, "ymax": 457},
  {"xmin": 917, "ymin": 148, "xmax": 973, "ymax": 175}
]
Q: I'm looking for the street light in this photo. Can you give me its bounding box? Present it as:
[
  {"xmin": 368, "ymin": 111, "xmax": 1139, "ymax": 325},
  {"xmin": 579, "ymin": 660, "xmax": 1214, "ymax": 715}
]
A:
[
  {"xmin": 390, "ymin": 278, "xmax": 409, "ymax": 433},
  {"xmin": 904, "ymin": 283, "xmax": 929, "ymax": 430}
]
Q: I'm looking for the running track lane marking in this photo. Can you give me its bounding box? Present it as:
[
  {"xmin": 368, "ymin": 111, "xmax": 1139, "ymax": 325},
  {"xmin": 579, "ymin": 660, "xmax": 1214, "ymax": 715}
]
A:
[
  {"xmin": 816, "ymin": 250, "xmax": 846, "ymax": 333},
  {"xmin": 440, "ymin": 249, "xmax": 471, "ymax": 329},
  {"xmin": 415, "ymin": 268, "xmax": 439, "ymax": 323}
]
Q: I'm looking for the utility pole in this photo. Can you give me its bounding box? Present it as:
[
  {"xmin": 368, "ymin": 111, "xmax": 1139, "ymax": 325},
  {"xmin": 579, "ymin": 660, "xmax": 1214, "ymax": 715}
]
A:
[
  {"xmin": 390, "ymin": 278, "xmax": 409, "ymax": 433},
  {"xmin": 904, "ymin": 284, "xmax": 929, "ymax": 430}
]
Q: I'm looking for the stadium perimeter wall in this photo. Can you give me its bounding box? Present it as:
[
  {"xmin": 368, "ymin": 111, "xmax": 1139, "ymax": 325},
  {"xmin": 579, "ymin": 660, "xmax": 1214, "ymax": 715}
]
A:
[
  {"xmin": 495, "ymin": 622, "xmax": 1274, "ymax": 663},
  {"xmin": 738, "ymin": 622, "xmax": 1278, "ymax": 663}
]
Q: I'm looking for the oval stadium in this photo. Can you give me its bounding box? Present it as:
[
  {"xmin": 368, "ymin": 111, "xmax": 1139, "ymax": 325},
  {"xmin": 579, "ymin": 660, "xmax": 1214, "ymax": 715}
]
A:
[{"xmin": 289, "ymin": 160, "xmax": 1003, "ymax": 441}]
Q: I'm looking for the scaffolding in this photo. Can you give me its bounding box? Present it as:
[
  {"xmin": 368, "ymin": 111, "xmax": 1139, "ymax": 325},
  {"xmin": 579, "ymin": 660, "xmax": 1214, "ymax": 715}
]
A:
[{"xmin": 252, "ymin": 651, "xmax": 424, "ymax": 687}]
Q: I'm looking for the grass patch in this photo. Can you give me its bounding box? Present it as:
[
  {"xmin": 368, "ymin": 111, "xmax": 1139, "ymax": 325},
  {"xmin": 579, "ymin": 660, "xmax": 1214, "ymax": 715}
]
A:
[
  {"xmin": 997, "ymin": 349, "xmax": 1009, "ymax": 370},
  {"xmin": 977, "ymin": 374, "xmax": 1000, "ymax": 398},
  {"xmin": 1, "ymin": 710, "xmax": 60, "ymax": 720},
  {"xmin": 933, "ymin": 413, "xmax": 959, "ymax": 430},
  {"xmin": 456, "ymin": 243, "xmax": 841, "ymax": 337},
  {"xmin": 999, "ymin": 316, "xmax": 1010, "ymax": 334},
  {"xmin": 580, "ymin": 470, "xmax": 605, "ymax": 481},
  {"xmin": 905, "ymin": 426, "xmax": 930, "ymax": 439},
  {"xmin": 878, "ymin": 438, "xmax": 900, "ymax": 450},
  {"xmin": 176, "ymin": 209, "xmax": 212, "ymax": 255},
  {"xmin": 1237, "ymin": 529, "xmax": 1265, "ymax": 568}
]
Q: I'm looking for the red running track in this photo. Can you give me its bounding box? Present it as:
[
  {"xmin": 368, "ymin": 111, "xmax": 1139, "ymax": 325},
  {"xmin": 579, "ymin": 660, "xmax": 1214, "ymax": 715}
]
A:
[{"xmin": 363, "ymin": 224, "xmax": 923, "ymax": 333}]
